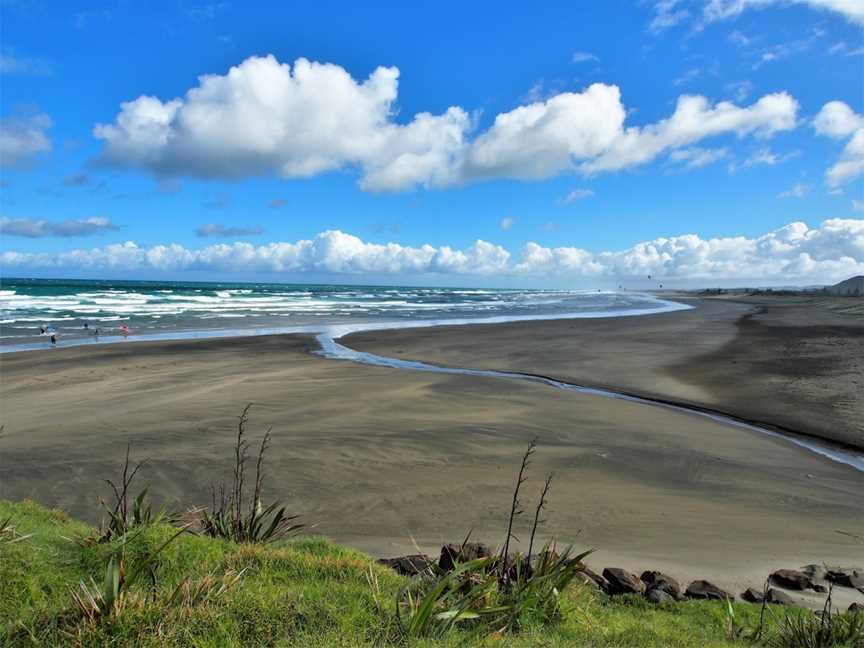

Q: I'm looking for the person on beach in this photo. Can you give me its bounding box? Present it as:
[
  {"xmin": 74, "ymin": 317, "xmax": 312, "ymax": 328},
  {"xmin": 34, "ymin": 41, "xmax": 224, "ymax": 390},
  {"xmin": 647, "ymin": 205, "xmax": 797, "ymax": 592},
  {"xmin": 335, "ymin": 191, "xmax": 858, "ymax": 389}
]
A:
[
  {"xmin": 120, "ymin": 324, "xmax": 129, "ymax": 337},
  {"xmin": 50, "ymin": 334, "xmax": 56, "ymax": 346}
]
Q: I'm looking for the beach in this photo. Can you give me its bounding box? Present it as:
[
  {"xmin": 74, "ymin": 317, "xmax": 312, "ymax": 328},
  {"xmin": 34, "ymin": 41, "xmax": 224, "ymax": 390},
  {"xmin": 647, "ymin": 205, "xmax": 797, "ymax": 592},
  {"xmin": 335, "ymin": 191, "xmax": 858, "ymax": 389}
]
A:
[{"xmin": 1, "ymin": 294, "xmax": 862, "ymax": 605}]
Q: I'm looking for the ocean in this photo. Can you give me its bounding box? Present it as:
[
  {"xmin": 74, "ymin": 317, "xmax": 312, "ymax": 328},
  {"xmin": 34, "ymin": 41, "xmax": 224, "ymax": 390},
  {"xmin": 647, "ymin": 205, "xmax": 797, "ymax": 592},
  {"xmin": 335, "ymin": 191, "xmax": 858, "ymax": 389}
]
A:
[{"xmin": 0, "ymin": 277, "xmax": 683, "ymax": 351}]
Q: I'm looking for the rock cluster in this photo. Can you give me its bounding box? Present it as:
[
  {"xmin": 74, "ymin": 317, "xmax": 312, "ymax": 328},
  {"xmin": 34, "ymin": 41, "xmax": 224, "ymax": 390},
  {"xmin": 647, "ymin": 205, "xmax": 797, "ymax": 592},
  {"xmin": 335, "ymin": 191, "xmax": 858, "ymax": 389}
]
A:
[{"xmin": 378, "ymin": 547, "xmax": 864, "ymax": 613}]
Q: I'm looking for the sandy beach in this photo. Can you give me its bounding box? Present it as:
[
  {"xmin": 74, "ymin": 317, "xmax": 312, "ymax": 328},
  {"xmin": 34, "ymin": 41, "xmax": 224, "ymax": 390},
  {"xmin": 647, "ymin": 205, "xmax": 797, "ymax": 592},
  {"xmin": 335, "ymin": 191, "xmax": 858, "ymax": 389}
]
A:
[{"xmin": 1, "ymin": 294, "xmax": 862, "ymax": 605}]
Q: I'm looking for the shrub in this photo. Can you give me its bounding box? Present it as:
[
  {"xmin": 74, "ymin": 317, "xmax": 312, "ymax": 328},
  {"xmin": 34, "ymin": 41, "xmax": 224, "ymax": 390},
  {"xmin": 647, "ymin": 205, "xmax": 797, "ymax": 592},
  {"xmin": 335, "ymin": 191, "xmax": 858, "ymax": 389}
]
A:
[{"xmin": 198, "ymin": 404, "xmax": 303, "ymax": 544}]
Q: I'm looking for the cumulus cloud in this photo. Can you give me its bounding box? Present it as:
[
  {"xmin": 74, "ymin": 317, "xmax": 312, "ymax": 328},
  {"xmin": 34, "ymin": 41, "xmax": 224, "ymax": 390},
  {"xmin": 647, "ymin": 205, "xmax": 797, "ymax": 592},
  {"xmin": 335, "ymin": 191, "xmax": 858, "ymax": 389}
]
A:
[
  {"xmin": 0, "ymin": 216, "xmax": 117, "ymax": 238},
  {"xmin": 582, "ymin": 92, "xmax": 797, "ymax": 173},
  {"xmin": 513, "ymin": 219, "xmax": 864, "ymax": 282},
  {"xmin": 3, "ymin": 220, "xmax": 862, "ymax": 284},
  {"xmin": 93, "ymin": 55, "xmax": 800, "ymax": 190},
  {"xmin": 196, "ymin": 223, "xmax": 264, "ymax": 237},
  {"xmin": 813, "ymin": 101, "xmax": 864, "ymax": 187},
  {"xmin": 0, "ymin": 109, "xmax": 52, "ymax": 168}
]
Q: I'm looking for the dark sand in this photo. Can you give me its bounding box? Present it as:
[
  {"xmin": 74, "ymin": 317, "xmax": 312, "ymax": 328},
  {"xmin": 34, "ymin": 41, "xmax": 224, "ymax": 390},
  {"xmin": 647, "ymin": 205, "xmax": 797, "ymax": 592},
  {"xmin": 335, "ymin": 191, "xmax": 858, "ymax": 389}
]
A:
[
  {"xmin": 0, "ymin": 295, "xmax": 862, "ymax": 605},
  {"xmin": 348, "ymin": 294, "xmax": 864, "ymax": 450}
]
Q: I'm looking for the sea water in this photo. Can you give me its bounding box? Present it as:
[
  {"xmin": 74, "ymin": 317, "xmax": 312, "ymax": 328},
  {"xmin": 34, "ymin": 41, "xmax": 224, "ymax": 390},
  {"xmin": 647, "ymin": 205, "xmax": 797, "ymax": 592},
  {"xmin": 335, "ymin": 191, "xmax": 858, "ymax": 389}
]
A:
[{"xmin": 0, "ymin": 277, "xmax": 685, "ymax": 351}]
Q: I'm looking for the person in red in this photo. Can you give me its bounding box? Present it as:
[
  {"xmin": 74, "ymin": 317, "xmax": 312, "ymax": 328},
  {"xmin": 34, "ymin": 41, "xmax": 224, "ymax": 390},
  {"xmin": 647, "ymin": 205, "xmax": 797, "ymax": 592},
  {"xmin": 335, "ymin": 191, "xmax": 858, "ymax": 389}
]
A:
[{"xmin": 120, "ymin": 324, "xmax": 130, "ymax": 337}]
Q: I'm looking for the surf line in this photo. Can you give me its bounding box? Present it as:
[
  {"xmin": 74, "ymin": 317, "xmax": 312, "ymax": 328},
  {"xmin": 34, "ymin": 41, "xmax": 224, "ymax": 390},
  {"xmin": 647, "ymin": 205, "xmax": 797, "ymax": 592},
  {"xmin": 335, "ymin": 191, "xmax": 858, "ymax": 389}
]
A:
[{"xmin": 315, "ymin": 333, "xmax": 864, "ymax": 474}]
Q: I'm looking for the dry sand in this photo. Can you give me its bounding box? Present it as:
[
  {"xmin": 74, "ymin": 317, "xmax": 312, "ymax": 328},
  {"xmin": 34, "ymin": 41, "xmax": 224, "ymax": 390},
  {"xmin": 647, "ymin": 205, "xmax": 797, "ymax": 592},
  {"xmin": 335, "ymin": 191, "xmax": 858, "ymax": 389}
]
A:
[{"xmin": 0, "ymin": 295, "xmax": 862, "ymax": 606}]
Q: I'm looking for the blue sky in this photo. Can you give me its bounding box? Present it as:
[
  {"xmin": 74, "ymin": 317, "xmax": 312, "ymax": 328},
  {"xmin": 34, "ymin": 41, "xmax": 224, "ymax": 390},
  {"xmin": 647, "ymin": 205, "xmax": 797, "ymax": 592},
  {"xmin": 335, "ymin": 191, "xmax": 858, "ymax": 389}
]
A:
[{"xmin": 1, "ymin": 0, "xmax": 863, "ymax": 287}]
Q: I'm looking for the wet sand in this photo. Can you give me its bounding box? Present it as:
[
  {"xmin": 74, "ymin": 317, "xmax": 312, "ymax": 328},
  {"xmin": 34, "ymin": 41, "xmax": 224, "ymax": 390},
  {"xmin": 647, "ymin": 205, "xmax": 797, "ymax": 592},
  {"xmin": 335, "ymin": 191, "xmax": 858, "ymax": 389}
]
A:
[{"xmin": 0, "ymin": 296, "xmax": 862, "ymax": 606}]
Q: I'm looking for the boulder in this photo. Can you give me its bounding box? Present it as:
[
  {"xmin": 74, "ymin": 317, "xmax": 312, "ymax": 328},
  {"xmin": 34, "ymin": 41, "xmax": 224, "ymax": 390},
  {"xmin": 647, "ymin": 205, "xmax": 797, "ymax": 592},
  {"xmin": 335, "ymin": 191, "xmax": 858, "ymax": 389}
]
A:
[
  {"xmin": 646, "ymin": 588, "xmax": 673, "ymax": 605},
  {"xmin": 741, "ymin": 587, "xmax": 764, "ymax": 603},
  {"xmin": 685, "ymin": 580, "xmax": 733, "ymax": 601},
  {"xmin": 641, "ymin": 571, "xmax": 683, "ymax": 600},
  {"xmin": 801, "ymin": 564, "xmax": 828, "ymax": 581},
  {"xmin": 770, "ymin": 569, "xmax": 817, "ymax": 591},
  {"xmin": 580, "ymin": 566, "xmax": 610, "ymax": 592},
  {"xmin": 765, "ymin": 588, "xmax": 796, "ymax": 606},
  {"xmin": 826, "ymin": 569, "xmax": 864, "ymax": 589},
  {"xmin": 378, "ymin": 554, "xmax": 433, "ymax": 577},
  {"xmin": 438, "ymin": 542, "xmax": 493, "ymax": 572},
  {"xmin": 849, "ymin": 602, "xmax": 863, "ymax": 614},
  {"xmin": 602, "ymin": 567, "xmax": 646, "ymax": 596}
]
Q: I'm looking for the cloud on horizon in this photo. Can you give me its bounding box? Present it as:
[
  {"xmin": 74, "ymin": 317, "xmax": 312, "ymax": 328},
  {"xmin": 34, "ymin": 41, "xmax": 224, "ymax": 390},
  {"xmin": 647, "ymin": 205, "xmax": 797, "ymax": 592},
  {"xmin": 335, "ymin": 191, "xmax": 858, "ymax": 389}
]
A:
[
  {"xmin": 92, "ymin": 55, "xmax": 799, "ymax": 191},
  {"xmin": 3, "ymin": 219, "xmax": 862, "ymax": 284}
]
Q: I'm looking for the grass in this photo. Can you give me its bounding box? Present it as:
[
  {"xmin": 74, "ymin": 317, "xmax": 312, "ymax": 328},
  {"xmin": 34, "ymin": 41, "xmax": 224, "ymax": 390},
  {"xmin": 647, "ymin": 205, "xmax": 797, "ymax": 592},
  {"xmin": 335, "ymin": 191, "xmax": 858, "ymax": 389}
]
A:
[{"xmin": 5, "ymin": 499, "xmax": 861, "ymax": 647}]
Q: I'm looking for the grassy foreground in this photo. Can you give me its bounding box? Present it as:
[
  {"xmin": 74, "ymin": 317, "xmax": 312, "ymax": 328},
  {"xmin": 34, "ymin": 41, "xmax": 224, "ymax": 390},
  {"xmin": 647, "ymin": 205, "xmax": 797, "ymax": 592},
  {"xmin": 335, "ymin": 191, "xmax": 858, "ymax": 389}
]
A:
[{"xmin": 1, "ymin": 499, "xmax": 858, "ymax": 648}]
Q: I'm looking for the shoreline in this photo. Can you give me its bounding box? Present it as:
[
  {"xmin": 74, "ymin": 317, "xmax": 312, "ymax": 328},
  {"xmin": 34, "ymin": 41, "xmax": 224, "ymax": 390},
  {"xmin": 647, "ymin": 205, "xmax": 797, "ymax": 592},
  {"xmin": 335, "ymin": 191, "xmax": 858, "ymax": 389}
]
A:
[{"xmin": 0, "ymin": 291, "xmax": 691, "ymax": 354}]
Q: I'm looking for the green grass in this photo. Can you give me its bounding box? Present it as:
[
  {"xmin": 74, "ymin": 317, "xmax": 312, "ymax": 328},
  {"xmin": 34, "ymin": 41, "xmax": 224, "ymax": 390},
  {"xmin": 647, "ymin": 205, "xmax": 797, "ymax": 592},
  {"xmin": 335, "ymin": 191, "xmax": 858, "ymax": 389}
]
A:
[{"xmin": 1, "ymin": 499, "xmax": 858, "ymax": 648}]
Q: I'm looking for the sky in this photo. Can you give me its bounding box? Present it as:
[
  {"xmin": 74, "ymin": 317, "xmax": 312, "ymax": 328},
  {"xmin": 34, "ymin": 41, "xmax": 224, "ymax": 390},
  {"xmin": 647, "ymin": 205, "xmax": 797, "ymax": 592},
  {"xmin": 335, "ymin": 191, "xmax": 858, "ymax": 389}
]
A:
[{"xmin": 1, "ymin": 0, "xmax": 863, "ymax": 288}]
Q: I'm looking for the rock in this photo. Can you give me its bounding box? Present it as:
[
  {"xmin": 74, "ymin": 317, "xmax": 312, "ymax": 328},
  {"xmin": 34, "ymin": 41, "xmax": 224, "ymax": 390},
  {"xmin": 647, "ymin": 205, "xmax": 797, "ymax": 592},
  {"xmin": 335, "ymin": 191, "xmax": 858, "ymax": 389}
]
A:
[
  {"xmin": 801, "ymin": 564, "xmax": 827, "ymax": 581},
  {"xmin": 378, "ymin": 554, "xmax": 433, "ymax": 577},
  {"xmin": 742, "ymin": 587, "xmax": 764, "ymax": 603},
  {"xmin": 849, "ymin": 602, "xmax": 863, "ymax": 614},
  {"xmin": 438, "ymin": 542, "xmax": 492, "ymax": 572},
  {"xmin": 826, "ymin": 569, "xmax": 864, "ymax": 589},
  {"xmin": 646, "ymin": 588, "xmax": 673, "ymax": 605},
  {"xmin": 640, "ymin": 571, "xmax": 683, "ymax": 600},
  {"xmin": 602, "ymin": 567, "xmax": 646, "ymax": 596},
  {"xmin": 770, "ymin": 569, "xmax": 817, "ymax": 591},
  {"xmin": 765, "ymin": 588, "xmax": 796, "ymax": 606},
  {"xmin": 685, "ymin": 580, "xmax": 734, "ymax": 601},
  {"xmin": 580, "ymin": 566, "xmax": 610, "ymax": 592}
]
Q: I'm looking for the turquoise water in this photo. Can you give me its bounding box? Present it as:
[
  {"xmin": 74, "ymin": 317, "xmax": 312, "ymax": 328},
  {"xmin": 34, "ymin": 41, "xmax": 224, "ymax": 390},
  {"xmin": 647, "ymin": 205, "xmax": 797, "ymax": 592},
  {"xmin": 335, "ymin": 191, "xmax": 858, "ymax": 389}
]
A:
[{"xmin": 0, "ymin": 277, "xmax": 676, "ymax": 350}]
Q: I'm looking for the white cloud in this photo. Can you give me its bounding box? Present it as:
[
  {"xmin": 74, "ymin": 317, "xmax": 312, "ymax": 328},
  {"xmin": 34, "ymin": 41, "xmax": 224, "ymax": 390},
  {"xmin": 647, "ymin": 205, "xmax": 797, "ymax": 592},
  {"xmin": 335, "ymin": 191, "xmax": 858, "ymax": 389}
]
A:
[
  {"xmin": 703, "ymin": 0, "xmax": 864, "ymax": 25},
  {"xmin": 4, "ymin": 220, "xmax": 862, "ymax": 284},
  {"xmin": 0, "ymin": 109, "xmax": 52, "ymax": 168},
  {"xmin": 650, "ymin": 0, "xmax": 690, "ymax": 32},
  {"xmin": 0, "ymin": 216, "xmax": 117, "ymax": 238},
  {"xmin": 739, "ymin": 146, "xmax": 795, "ymax": 167},
  {"xmin": 572, "ymin": 51, "xmax": 599, "ymax": 63},
  {"xmin": 582, "ymin": 92, "xmax": 797, "ymax": 173},
  {"xmin": 668, "ymin": 146, "xmax": 728, "ymax": 168},
  {"xmin": 94, "ymin": 56, "xmax": 470, "ymax": 192},
  {"xmin": 93, "ymin": 55, "xmax": 800, "ymax": 191},
  {"xmin": 778, "ymin": 182, "xmax": 810, "ymax": 198},
  {"xmin": 853, "ymin": 199, "xmax": 864, "ymax": 212},
  {"xmin": 813, "ymin": 101, "xmax": 864, "ymax": 187},
  {"xmin": 651, "ymin": 1, "xmax": 864, "ymax": 31},
  {"xmin": 514, "ymin": 219, "xmax": 864, "ymax": 281},
  {"xmin": 500, "ymin": 216, "xmax": 515, "ymax": 230},
  {"xmin": 563, "ymin": 188, "xmax": 595, "ymax": 203}
]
